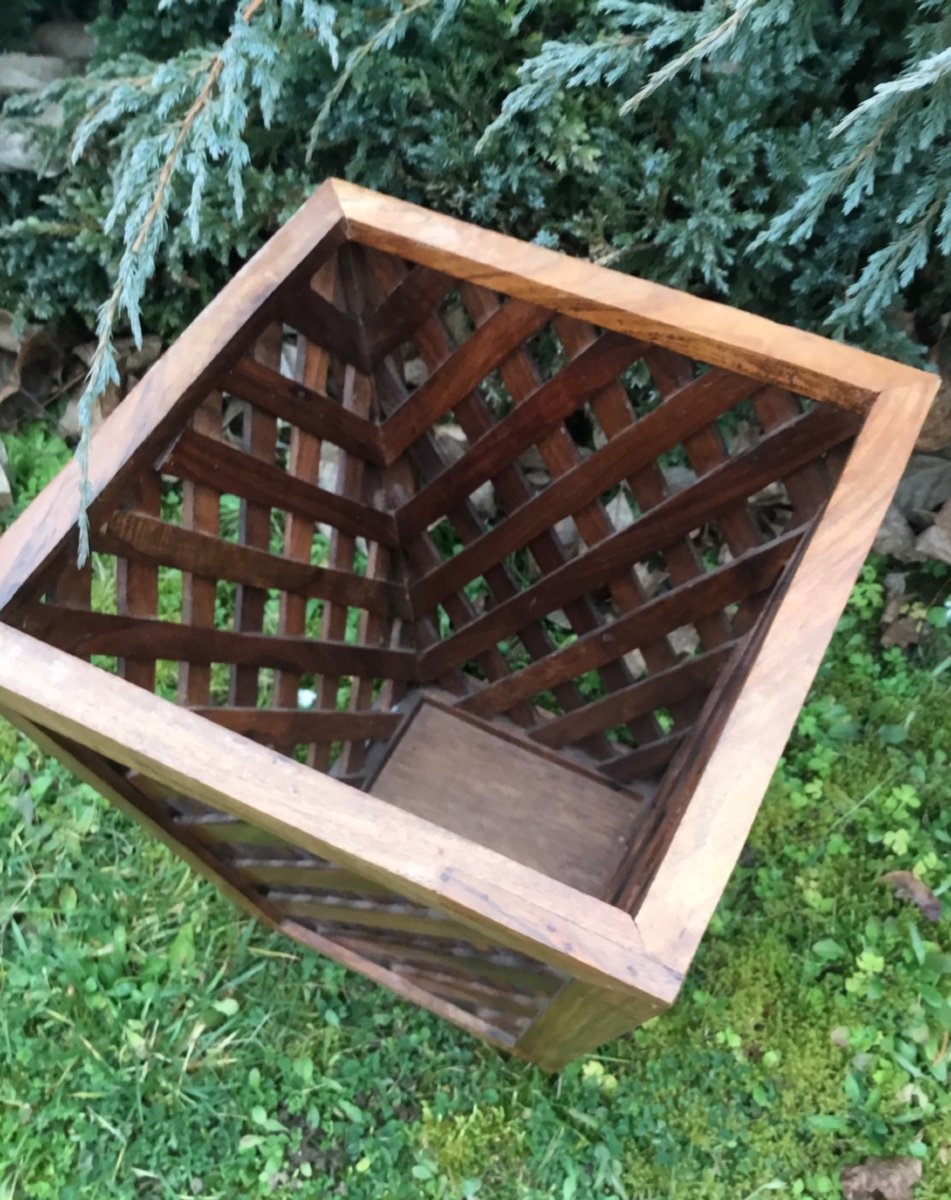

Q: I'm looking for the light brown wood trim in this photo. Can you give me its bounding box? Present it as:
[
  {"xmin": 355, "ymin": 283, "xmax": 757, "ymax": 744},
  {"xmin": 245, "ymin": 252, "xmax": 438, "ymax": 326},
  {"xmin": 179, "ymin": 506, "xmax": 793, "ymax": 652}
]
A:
[
  {"xmin": 0, "ymin": 180, "xmax": 347, "ymax": 617},
  {"xmin": 0, "ymin": 621, "xmax": 681, "ymax": 1004},
  {"xmin": 332, "ymin": 178, "xmax": 931, "ymax": 411},
  {"xmin": 280, "ymin": 920, "xmax": 518, "ymax": 1049},
  {"xmin": 514, "ymin": 977, "xmax": 665, "ymax": 1071},
  {"xmin": 631, "ymin": 377, "xmax": 940, "ymax": 974}
]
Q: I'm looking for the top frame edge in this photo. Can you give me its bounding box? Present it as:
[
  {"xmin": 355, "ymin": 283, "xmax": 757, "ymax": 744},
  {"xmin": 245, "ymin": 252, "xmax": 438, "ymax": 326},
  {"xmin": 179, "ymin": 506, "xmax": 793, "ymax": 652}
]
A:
[{"xmin": 328, "ymin": 177, "xmax": 934, "ymax": 414}]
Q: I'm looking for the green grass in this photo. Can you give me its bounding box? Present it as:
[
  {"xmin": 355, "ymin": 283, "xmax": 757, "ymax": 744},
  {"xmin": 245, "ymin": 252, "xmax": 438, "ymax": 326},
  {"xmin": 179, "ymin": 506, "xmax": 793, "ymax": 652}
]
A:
[
  {"xmin": 2, "ymin": 418, "xmax": 951, "ymax": 1196},
  {"xmin": 2, "ymin": 571, "xmax": 950, "ymax": 1198}
]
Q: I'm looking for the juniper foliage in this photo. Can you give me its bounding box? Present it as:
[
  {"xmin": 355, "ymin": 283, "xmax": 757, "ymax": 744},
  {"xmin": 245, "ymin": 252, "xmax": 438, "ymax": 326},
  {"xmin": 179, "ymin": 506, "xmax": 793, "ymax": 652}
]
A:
[{"xmin": 1, "ymin": 0, "xmax": 950, "ymax": 546}]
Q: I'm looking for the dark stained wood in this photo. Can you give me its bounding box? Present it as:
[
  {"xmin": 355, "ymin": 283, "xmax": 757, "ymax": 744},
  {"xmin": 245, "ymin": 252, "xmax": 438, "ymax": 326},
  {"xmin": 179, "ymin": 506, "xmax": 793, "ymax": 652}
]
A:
[
  {"xmin": 368, "ymin": 699, "xmax": 643, "ymax": 897},
  {"xmin": 419, "ymin": 405, "xmax": 853, "ymax": 679},
  {"xmin": 192, "ymin": 705, "xmax": 400, "ymax": 744},
  {"xmin": 116, "ymin": 471, "xmax": 161, "ymax": 691},
  {"xmin": 178, "ymin": 394, "xmax": 221, "ymax": 706},
  {"xmin": 0, "ymin": 178, "xmax": 938, "ymax": 1071},
  {"xmin": 274, "ymin": 319, "xmax": 330, "ymax": 713},
  {"xmin": 21, "ymin": 604, "xmax": 419, "ymax": 681},
  {"xmin": 385, "ymin": 258, "xmax": 620, "ymax": 757},
  {"xmin": 163, "ymin": 428, "xmax": 399, "ymax": 547},
  {"xmin": 281, "ymin": 918, "xmax": 520, "ymax": 1048},
  {"xmin": 279, "ymin": 282, "xmax": 371, "ymax": 371},
  {"xmin": 231, "ymin": 323, "xmax": 282, "ymax": 707},
  {"xmin": 365, "ymin": 263, "xmax": 454, "ymax": 365},
  {"xmin": 599, "ymin": 731, "xmax": 688, "ymax": 783},
  {"xmin": 337, "ymin": 178, "xmax": 922, "ymax": 409},
  {"xmin": 453, "ymin": 531, "xmax": 803, "ymax": 720},
  {"xmin": 97, "ymin": 509, "xmax": 408, "ymax": 618},
  {"xmin": 379, "ymin": 297, "xmax": 550, "ymax": 461},
  {"xmin": 395, "ymin": 331, "xmax": 646, "ymax": 539},
  {"xmin": 0, "ymin": 183, "xmax": 345, "ymax": 619},
  {"xmin": 410, "ymin": 366, "xmax": 762, "ymax": 616},
  {"xmin": 220, "ymin": 355, "xmax": 385, "ymax": 464},
  {"xmin": 531, "ymin": 644, "xmax": 736, "ymax": 750}
]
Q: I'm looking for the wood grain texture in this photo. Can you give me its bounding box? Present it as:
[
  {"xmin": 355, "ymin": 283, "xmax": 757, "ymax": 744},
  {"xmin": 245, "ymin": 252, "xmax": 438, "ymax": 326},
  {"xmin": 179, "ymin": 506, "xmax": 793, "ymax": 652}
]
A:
[
  {"xmin": 334, "ymin": 178, "xmax": 925, "ymax": 410},
  {"xmin": 368, "ymin": 699, "xmax": 643, "ymax": 897},
  {"xmin": 0, "ymin": 177, "xmax": 940, "ymax": 1069},
  {"xmin": 163, "ymin": 429, "xmax": 398, "ymax": 547},
  {"xmin": 0, "ymin": 180, "xmax": 346, "ymax": 617},
  {"xmin": 630, "ymin": 377, "xmax": 938, "ymax": 973},
  {"xmin": 220, "ymin": 355, "xmax": 385, "ymax": 465},
  {"xmin": 20, "ymin": 604, "xmax": 419, "ymax": 681},
  {"xmin": 0, "ymin": 621, "xmax": 680, "ymax": 1004},
  {"xmin": 97, "ymin": 509, "xmax": 409, "ymax": 618}
]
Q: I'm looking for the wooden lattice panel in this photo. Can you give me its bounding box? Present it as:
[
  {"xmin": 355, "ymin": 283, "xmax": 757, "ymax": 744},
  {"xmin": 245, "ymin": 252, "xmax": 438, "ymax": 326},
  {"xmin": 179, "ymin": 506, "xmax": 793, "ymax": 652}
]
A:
[{"xmin": 0, "ymin": 180, "xmax": 938, "ymax": 1069}]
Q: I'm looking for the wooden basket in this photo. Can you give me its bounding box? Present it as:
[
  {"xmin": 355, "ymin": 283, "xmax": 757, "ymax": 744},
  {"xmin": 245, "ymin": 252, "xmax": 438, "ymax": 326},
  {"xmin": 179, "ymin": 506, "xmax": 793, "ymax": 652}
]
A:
[{"xmin": 0, "ymin": 180, "xmax": 937, "ymax": 1069}]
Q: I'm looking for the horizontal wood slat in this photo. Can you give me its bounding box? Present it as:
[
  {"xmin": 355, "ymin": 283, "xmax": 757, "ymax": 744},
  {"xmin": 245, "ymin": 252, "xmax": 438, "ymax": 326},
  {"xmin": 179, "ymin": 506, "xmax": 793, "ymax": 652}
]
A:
[
  {"xmin": 0, "ymin": 184, "xmax": 346, "ymax": 619},
  {"xmin": 192, "ymin": 706, "xmax": 401, "ymax": 744},
  {"xmin": 97, "ymin": 509, "xmax": 409, "ymax": 618},
  {"xmin": 1, "ymin": 176, "xmax": 939, "ymax": 1070},
  {"xmin": 164, "ymin": 430, "xmax": 399, "ymax": 547},
  {"xmin": 20, "ymin": 604, "xmax": 419, "ymax": 681},
  {"xmin": 331, "ymin": 931, "xmax": 563, "ymax": 993},
  {"xmin": 268, "ymin": 893, "xmax": 478, "ymax": 941},
  {"xmin": 236, "ymin": 859, "xmax": 398, "ymax": 896},
  {"xmin": 220, "ymin": 356, "xmax": 385, "ymax": 464}
]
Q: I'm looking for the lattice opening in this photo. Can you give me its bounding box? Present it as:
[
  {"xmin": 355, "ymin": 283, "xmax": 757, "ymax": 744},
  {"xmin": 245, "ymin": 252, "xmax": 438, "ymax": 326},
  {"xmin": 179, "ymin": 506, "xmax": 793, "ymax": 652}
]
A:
[{"xmin": 4, "ymin": 181, "xmax": 918, "ymax": 1067}]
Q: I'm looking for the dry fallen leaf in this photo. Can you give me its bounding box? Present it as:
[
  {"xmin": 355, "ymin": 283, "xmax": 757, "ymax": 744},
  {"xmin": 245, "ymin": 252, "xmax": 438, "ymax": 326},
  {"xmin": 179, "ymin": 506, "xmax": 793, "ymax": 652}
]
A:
[
  {"xmin": 841, "ymin": 1156, "xmax": 922, "ymax": 1200},
  {"xmin": 881, "ymin": 871, "xmax": 942, "ymax": 923}
]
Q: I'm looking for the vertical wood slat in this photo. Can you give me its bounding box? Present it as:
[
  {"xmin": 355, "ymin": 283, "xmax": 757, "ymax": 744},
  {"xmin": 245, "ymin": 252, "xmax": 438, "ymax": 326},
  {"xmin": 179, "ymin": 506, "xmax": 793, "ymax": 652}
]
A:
[
  {"xmin": 335, "ymin": 246, "xmax": 396, "ymax": 779},
  {"xmin": 117, "ymin": 470, "xmax": 161, "ymax": 690},
  {"xmin": 273, "ymin": 259, "xmax": 338, "ymax": 729},
  {"xmin": 312, "ymin": 364, "xmax": 372, "ymax": 771},
  {"xmin": 179, "ymin": 394, "xmax": 223, "ymax": 706},
  {"xmin": 230, "ymin": 323, "xmax": 283, "ymax": 707}
]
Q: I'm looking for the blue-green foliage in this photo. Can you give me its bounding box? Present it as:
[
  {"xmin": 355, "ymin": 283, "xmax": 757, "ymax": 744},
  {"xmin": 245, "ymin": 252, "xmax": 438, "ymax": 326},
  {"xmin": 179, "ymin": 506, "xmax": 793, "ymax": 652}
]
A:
[
  {"xmin": 0, "ymin": 0, "xmax": 949, "ymax": 490},
  {"xmin": 1, "ymin": 1, "xmax": 946, "ymax": 353}
]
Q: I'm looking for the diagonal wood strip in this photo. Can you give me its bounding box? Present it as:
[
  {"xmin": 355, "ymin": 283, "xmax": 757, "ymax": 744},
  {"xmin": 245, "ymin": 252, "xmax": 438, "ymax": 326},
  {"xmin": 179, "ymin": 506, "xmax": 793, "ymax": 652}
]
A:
[
  {"xmin": 410, "ymin": 366, "xmax": 760, "ymax": 615},
  {"xmin": 395, "ymin": 330, "xmax": 647, "ymax": 540},
  {"xmin": 420, "ymin": 404, "xmax": 857, "ymax": 678},
  {"xmin": 530, "ymin": 643, "xmax": 738, "ymax": 750},
  {"xmin": 220, "ymin": 356, "xmax": 385, "ymax": 464},
  {"xmin": 278, "ymin": 283, "xmax": 371, "ymax": 371},
  {"xmin": 451, "ymin": 529, "xmax": 804, "ymax": 720},
  {"xmin": 365, "ymin": 263, "xmax": 454, "ymax": 365},
  {"xmin": 379, "ymin": 297, "xmax": 550, "ymax": 462},
  {"xmin": 163, "ymin": 429, "xmax": 399, "ymax": 547}
]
